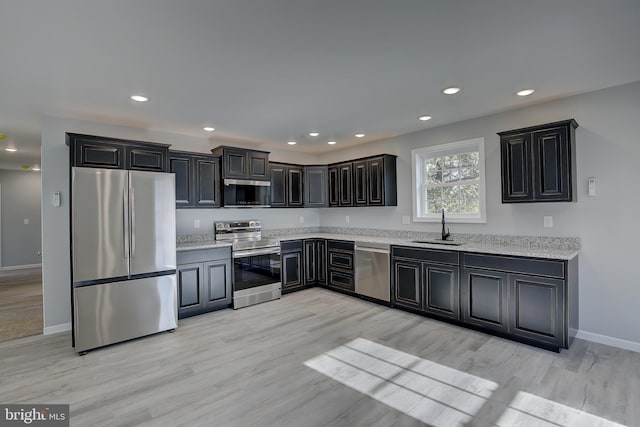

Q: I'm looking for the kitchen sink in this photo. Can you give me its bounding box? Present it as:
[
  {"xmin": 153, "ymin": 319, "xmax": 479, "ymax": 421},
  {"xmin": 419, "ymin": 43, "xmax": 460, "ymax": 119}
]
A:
[{"xmin": 410, "ymin": 240, "xmax": 465, "ymax": 246}]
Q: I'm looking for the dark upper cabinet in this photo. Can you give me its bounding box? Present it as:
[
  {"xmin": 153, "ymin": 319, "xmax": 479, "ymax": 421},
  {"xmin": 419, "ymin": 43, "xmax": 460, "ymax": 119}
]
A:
[
  {"xmin": 328, "ymin": 155, "xmax": 397, "ymax": 208},
  {"xmin": 212, "ymin": 146, "xmax": 270, "ymax": 181},
  {"xmin": 499, "ymin": 119, "xmax": 577, "ymax": 203},
  {"xmin": 304, "ymin": 166, "xmax": 329, "ymax": 207},
  {"xmin": 270, "ymin": 164, "xmax": 287, "ymax": 207},
  {"xmin": 269, "ymin": 163, "xmax": 304, "ymax": 208},
  {"xmin": 354, "ymin": 160, "xmax": 368, "ymax": 206},
  {"xmin": 367, "ymin": 155, "xmax": 397, "ymax": 206},
  {"xmin": 169, "ymin": 151, "xmax": 221, "ymax": 208},
  {"xmin": 328, "ymin": 162, "xmax": 353, "ymax": 207},
  {"xmin": 68, "ymin": 133, "xmax": 169, "ymax": 172},
  {"xmin": 328, "ymin": 166, "xmax": 340, "ymax": 206},
  {"xmin": 194, "ymin": 156, "xmax": 221, "ymax": 207}
]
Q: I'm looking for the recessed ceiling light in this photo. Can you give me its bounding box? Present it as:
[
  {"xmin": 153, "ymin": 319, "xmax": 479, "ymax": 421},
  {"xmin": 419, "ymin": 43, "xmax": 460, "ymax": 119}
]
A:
[
  {"xmin": 354, "ymin": 133, "xmax": 365, "ymax": 138},
  {"xmin": 130, "ymin": 95, "xmax": 149, "ymax": 102},
  {"xmin": 287, "ymin": 141, "xmax": 297, "ymax": 145},
  {"xmin": 442, "ymin": 87, "xmax": 461, "ymax": 95},
  {"xmin": 308, "ymin": 132, "xmax": 319, "ymax": 137},
  {"xmin": 32, "ymin": 166, "xmax": 41, "ymax": 171},
  {"xmin": 516, "ymin": 89, "xmax": 535, "ymax": 97},
  {"xmin": 327, "ymin": 141, "xmax": 337, "ymax": 145},
  {"xmin": 4, "ymin": 147, "xmax": 17, "ymax": 152},
  {"xmin": 203, "ymin": 126, "xmax": 215, "ymax": 132},
  {"xmin": 418, "ymin": 115, "xmax": 432, "ymax": 121}
]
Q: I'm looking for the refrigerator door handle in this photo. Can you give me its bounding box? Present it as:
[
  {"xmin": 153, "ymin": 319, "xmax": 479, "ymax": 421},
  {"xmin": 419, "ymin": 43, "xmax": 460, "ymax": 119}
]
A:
[
  {"xmin": 123, "ymin": 183, "xmax": 130, "ymax": 260},
  {"xmin": 130, "ymin": 183, "xmax": 136, "ymax": 259}
]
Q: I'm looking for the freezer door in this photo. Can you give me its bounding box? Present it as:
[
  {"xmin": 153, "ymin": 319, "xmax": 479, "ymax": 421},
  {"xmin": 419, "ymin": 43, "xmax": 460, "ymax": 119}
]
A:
[
  {"xmin": 128, "ymin": 170, "xmax": 177, "ymax": 275},
  {"xmin": 72, "ymin": 167, "xmax": 130, "ymax": 282},
  {"xmin": 73, "ymin": 275, "xmax": 178, "ymax": 352}
]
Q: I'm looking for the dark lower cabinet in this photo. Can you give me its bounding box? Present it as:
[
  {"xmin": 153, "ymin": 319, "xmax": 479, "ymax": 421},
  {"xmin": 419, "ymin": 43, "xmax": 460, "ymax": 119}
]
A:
[
  {"xmin": 391, "ymin": 247, "xmax": 577, "ymax": 351},
  {"xmin": 393, "ymin": 259, "xmax": 422, "ymax": 309},
  {"xmin": 304, "ymin": 240, "xmax": 317, "ymax": 285},
  {"xmin": 317, "ymin": 240, "xmax": 327, "ymax": 285},
  {"xmin": 392, "ymin": 247, "xmax": 459, "ymax": 319},
  {"xmin": 423, "ymin": 263, "xmax": 459, "ymax": 320},
  {"xmin": 509, "ymin": 274, "xmax": 565, "ymax": 347},
  {"xmin": 461, "ymin": 268, "xmax": 509, "ymax": 333},
  {"xmin": 169, "ymin": 151, "xmax": 221, "ymax": 208},
  {"xmin": 281, "ymin": 240, "xmax": 304, "ymax": 293},
  {"xmin": 327, "ymin": 240, "xmax": 355, "ymax": 292},
  {"xmin": 177, "ymin": 248, "xmax": 231, "ymax": 319}
]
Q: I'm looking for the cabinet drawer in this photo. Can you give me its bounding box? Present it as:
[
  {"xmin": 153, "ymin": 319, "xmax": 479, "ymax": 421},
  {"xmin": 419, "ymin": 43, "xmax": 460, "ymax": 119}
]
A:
[
  {"xmin": 462, "ymin": 253, "xmax": 564, "ymax": 279},
  {"xmin": 177, "ymin": 247, "xmax": 231, "ymax": 265},
  {"xmin": 328, "ymin": 270, "xmax": 354, "ymax": 292},
  {"xmin": 327, "ymin": 240, "xmax": 354, "ymax": 252},
  {"xmin": 281, "ymin": 240, "xmax": 303, "ymax": 252},
  {"xmin": 329, "ymin": 251, "xmax": 353, "ymax": 271},
  {"xmin": 392, "ymin": 247, "xmax": 459, "ymax": 265}
]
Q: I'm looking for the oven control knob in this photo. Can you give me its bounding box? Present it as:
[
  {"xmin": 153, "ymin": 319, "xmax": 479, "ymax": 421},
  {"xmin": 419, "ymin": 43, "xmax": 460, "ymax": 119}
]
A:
[{"xmin": 249, "ymin": 221, "xmax": 256, "ymax": 228}]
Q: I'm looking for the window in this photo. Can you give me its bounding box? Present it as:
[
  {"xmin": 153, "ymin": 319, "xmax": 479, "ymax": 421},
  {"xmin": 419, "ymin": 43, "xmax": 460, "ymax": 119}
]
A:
[{"xmin": 412, "ymin": 137, "xmax": 486, "ymax": 223}]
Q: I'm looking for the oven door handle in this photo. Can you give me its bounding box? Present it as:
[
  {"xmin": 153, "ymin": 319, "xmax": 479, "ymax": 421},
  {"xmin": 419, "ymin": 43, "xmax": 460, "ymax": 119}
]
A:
[{"xmin": 233, "ymin": 247, "xmax": 281, "ymax": 259}]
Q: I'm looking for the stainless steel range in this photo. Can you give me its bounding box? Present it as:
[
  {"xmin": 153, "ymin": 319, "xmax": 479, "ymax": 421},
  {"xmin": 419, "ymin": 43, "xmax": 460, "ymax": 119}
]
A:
[{"xmin": 215, "ymin": 220, "xmax": 281, "ymax": 309}]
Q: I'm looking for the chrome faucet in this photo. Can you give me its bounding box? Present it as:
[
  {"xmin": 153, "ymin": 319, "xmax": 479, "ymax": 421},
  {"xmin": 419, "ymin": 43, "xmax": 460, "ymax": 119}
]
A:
[{"xmin": 441, "ymin": 209, "xmax": 450, "ymax": 241}]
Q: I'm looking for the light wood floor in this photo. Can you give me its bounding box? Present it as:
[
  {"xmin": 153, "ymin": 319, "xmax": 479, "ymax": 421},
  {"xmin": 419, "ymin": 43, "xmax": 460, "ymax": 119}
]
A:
[
  {"xmin": 0, "ymin": 288, "xmax": 637, "ymax": 426},
  {"xmin": 0, "ymin": 267, "xmax": 43, "ymax": 342}
]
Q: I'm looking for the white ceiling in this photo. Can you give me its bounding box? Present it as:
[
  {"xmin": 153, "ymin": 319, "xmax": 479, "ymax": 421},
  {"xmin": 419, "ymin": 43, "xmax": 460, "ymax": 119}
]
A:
[{"xmin": 1, "ymin": 0, "xmax": 639, "ymax": 169}]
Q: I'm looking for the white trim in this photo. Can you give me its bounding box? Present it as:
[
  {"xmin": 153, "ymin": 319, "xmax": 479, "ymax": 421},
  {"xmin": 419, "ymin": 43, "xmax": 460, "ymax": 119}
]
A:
[
  {"xmin": 412, "ymin": 137, "xmax": 487, "ymax": 223},
  {"xmin": 576, "ymin": 330, "xmax": 640, "ymax": 353},
  {"xmin": 1, "ymin": 263, "xmax": 42, "ymax": 271},
  {"xmin": 44, "ymin": 322, "xmax": 72, "ymax": 336}
]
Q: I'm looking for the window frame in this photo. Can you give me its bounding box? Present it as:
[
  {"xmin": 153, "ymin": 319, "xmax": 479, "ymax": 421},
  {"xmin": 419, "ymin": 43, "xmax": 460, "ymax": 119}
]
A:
[{"xmin": 411, "ymin": 137, "xmax": 487, "ymax": 223}]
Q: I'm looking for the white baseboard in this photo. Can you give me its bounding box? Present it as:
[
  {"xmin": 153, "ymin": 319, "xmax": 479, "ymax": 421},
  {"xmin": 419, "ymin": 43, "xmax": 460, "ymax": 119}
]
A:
[
  {"xmin": 576, "ymin": 330, "xmax": 640, "ymax": 353},
  {"xmin": 44, "ymin": 323, "xmax": 72, "ymax": 336},
  {"xmin": 1, "ymin": 263, "xmax": 42, "ymax": 271}
]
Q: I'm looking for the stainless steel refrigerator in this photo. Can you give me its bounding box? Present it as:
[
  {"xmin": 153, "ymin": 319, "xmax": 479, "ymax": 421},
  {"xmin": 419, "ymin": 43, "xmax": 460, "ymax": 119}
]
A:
[{"xmin": 71, "ymin": 167, "xmax": 177, "ymax": 353}]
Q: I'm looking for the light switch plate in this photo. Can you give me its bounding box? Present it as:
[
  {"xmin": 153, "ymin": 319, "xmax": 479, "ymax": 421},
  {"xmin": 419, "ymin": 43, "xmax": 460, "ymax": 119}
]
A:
[
  {"xmin": 543, "ymin": 216, "xmax": 553, "ymax": 228},
  {"xmin": 588, "ymin": 177, "xmax": 597, "ymax": 196},
  {"xmin": 299, "ymin": 216, "xmax": 305, "ymax": 224},
  {"xmin": 24, "ymin": 218, "xmax": 29, "ymax": 225},
  {"xmin": 345, "ymin": 215, "xmax": 350, "ymax": 224},
  {"xmin": 194, "ymin": 219, "xmax": 200, "ymax": 229}
]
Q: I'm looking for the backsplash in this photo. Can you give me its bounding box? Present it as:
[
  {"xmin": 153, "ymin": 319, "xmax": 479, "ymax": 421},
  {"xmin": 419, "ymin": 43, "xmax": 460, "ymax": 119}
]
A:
[{"xmin": 263, "ymin": 226, "xmax": 581, "ymax": 251}]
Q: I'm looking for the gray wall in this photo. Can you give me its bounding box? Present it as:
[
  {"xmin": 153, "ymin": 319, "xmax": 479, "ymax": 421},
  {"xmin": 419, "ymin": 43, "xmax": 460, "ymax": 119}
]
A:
[
  {"xmin": 41, "ymin": 81, "xmax": 640, "ymax": 347},
  {"xmin": 316, "ymin": 81, "xmax": 640, "ymax": 345},
  {"xmin": 0, "ymin": 169, "xmax": 42, "ymax": 267}
]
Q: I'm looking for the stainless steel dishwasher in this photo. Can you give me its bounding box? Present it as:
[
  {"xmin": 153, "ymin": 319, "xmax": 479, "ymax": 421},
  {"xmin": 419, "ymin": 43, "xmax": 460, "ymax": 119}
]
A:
[{"xmin": 354, "ymin": 241, "xmax": 390, "ymax": 302}]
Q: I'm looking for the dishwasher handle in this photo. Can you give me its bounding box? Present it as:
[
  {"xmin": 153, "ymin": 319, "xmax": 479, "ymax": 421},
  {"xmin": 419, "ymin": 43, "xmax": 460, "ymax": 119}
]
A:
[{"xmin": 355, "ymin": 246, "xmax": 390, "ymax": 255}]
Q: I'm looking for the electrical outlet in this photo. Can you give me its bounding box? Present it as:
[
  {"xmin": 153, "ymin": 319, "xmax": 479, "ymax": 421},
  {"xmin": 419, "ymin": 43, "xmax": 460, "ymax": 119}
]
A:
[
  {"xmin": 299, "ymin": 216, "xmax": 305, "ymax": 224},
  {"xmin": 194, "ymin": 219, "xmax": 200, "ymax": 229},
  {"xmin": 543, "ymin": 216, "xmax": 553, "ymax": 228},
  {"xmin": 402, "ymin": 215, "xmax": 410, "ymax": 225},
  {"xmin": 345, "ymin": 215, "xmax": 350, "ymax": 224},
  {"xmin": 24, "ymin": 218, "xmax": 29, "ymax": 225}
]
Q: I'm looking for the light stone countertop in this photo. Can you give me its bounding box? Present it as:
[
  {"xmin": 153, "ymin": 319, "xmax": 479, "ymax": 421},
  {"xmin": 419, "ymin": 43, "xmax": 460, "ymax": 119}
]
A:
[
  {"xmin": 176, "ymin": 240, "xmax": 232, "ymax": 252},
  {"xmin": 176, "ymin": 231, "xmax": 578, "ymax": 260},
  {"xmin": 275, "ymin": 233, "xmax": 578, "ymax": 260}
]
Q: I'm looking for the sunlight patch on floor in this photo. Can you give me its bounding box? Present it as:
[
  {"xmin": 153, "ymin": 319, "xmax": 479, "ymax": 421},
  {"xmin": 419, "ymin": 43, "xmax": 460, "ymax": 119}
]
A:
[
  {"xmin": 304, "ymin": 337, "xmax": 499, "ymax": 426},
  {"xmin": 496, "ymin": 391, "xmax": 626, "ymax": 427}
]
